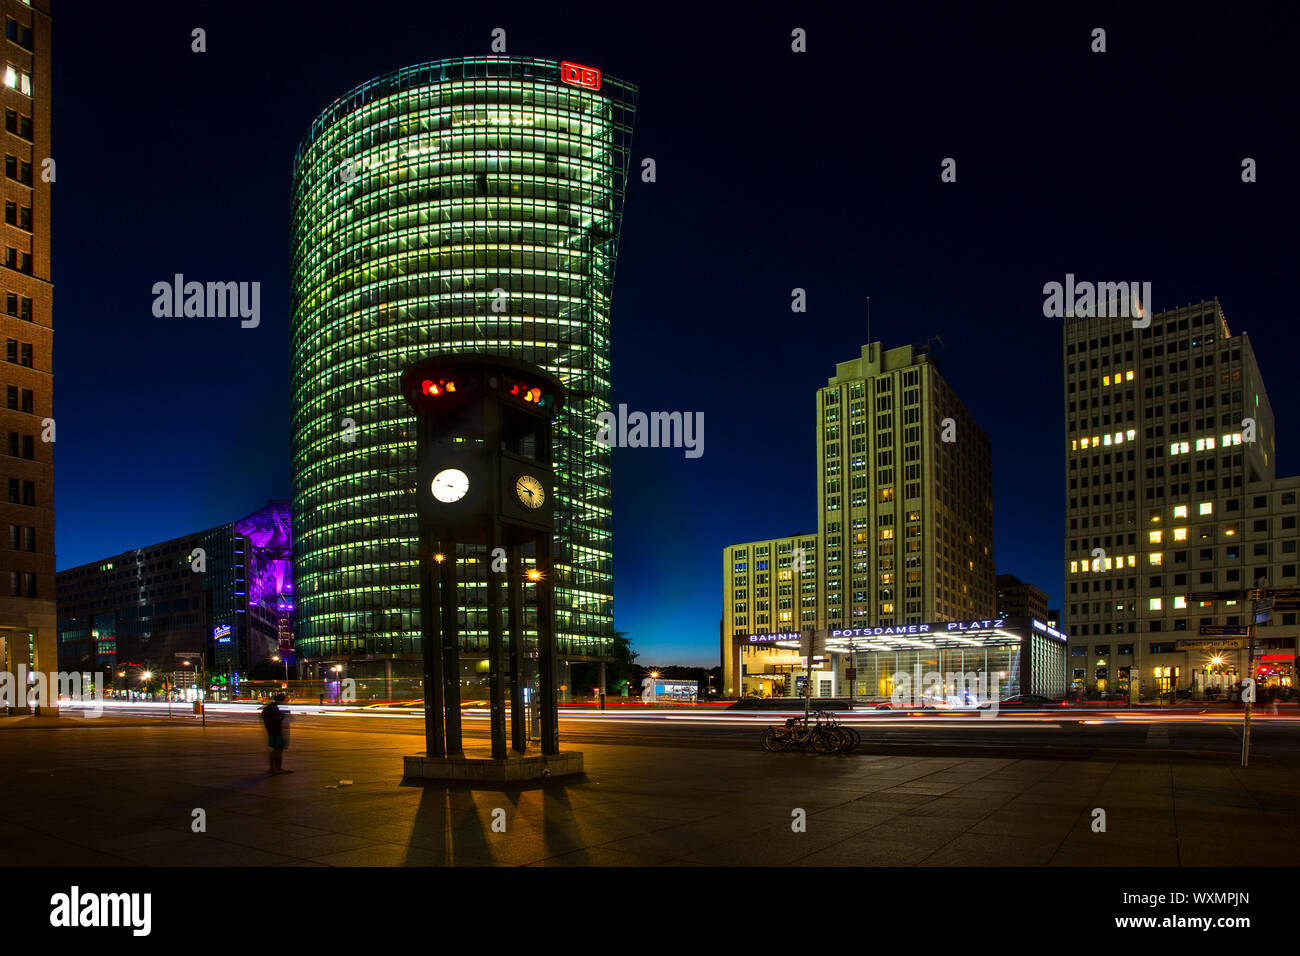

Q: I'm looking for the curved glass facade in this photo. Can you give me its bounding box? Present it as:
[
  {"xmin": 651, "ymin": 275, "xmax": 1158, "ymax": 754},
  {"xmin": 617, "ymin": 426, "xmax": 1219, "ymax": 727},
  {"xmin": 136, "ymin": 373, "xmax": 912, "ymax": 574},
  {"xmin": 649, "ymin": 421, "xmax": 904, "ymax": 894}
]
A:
[{"xmin": 290, "ymin": 57, "xmax": 636, "ymax": 670}]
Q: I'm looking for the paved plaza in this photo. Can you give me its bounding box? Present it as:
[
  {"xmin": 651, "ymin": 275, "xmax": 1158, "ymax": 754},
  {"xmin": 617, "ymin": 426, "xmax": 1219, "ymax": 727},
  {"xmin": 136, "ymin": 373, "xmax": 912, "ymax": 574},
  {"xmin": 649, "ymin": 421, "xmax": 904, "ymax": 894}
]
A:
[{"xmin": 0, "ymin": 716, "xmax": 1295, "ymax": 866}]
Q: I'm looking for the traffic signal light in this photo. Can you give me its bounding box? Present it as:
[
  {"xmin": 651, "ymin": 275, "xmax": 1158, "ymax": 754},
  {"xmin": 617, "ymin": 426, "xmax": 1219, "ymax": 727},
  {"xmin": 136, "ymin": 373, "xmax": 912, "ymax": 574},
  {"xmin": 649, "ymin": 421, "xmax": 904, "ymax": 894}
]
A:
[
  {"xmin": 421, "ymin": 378, "xmax": 457, "ymax": 397},
  {"xmin": 505, "ymin": 378, "xmax": 554, "ymax": 409}
]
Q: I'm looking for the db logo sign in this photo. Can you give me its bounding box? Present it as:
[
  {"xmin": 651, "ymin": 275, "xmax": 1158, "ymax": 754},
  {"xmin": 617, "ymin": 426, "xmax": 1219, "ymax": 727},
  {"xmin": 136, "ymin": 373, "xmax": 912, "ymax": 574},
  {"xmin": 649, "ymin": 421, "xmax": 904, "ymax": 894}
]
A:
[{"xmin": 560, "ymin": 61, "xmax": 601, "ymax": 91}]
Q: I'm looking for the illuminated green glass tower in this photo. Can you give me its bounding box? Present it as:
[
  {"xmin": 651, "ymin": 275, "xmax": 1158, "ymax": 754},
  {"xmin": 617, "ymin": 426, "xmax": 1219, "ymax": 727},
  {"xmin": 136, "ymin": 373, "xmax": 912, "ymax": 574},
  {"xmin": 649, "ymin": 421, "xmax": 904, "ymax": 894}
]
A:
[{"xmin": 290, "ymin": 56, "xmax": 636, "ymax": 680}]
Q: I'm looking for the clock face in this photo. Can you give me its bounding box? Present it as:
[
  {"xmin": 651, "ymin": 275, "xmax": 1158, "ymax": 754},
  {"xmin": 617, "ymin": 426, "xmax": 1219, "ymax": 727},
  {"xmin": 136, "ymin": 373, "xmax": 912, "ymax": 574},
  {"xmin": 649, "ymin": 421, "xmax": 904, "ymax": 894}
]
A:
[
  {"xmin": 431, "ymin": 468, "xmax": 470, "ymax": 503},
  {"xmin": 515, "ymin": 474, "xmax": 545, "ymax": 509}
]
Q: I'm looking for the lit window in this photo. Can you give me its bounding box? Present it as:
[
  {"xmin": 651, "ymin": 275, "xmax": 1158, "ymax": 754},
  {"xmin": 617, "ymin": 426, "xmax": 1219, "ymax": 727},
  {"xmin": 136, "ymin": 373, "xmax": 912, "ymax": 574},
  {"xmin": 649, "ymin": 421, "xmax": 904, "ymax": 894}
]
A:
[
  {"xmin": 1173, "ymin": 505, "xmax": 1187, "ymax": 518},
  {"xmin": 1070, "ymin": 560, "xmax": 1078, "ymax": 573},
  {"xmin": 1150, "ymin": 598, "xmax": 1163, "ymax": 611},
  {"xmin": 1125, "ymin": 370, "xmax": 1135, "ymax": 381},
  {"xmin": 3, "ymin": 67, "xmax": 14, "ymax": 90},
  {"xmin": 1173, "ymin": 596, "xmax": 1186, "ymax": 609},
  {"xmin": 1199, "ymin": 502, "xmax": 1212, "ymax": 515},
  {"xmin": 1103, "ymin": 375, "xmax": 1111, "ymax": 387},
  {"xmin": 1149, "ymin": 553, "xmax": 1163, "ymax": 565},
  {"xmin": 1173, "ymin": 528, "xmax": 1188, "ymax": 541},
  {"xmin": 1150, "ymin": 531, "xmax": 1162, "ymax": 544}
]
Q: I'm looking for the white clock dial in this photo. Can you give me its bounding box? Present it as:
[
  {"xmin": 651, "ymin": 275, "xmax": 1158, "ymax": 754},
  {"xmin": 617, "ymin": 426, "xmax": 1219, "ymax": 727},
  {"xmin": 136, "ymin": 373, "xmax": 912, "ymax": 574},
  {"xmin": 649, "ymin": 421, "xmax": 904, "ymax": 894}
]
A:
[{"xmin": 431, "ymin": 468, "xmax": 470, "ymax": 503}]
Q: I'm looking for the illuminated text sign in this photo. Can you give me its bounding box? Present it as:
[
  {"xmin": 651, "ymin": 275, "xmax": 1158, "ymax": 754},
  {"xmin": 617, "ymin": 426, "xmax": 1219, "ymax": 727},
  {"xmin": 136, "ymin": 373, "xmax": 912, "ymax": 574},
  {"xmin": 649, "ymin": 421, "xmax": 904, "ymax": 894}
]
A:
[{"xmin": 560, "ymin": 61, "xmax": 601, "ymax": 90}]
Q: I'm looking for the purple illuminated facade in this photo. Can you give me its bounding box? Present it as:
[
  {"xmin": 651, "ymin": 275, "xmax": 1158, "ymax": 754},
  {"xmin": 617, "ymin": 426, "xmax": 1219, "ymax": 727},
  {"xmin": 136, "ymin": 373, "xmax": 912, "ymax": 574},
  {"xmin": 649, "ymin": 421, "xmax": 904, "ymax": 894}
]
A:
[
  {"xmin": 56, "ymin": 501, "xmax": 296, "ymax": 680},
  {"xmin": 234, "ymin": 502, "xmax": 296, "ymax": 663}
]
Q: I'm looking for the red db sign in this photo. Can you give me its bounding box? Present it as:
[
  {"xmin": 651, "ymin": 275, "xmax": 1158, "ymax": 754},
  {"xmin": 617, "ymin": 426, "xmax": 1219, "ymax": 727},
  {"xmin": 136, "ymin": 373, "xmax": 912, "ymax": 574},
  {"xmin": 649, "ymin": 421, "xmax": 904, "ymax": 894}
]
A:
[{"xmin": 560, "ymin": 61, "xmax": 601, "ymax": 90}]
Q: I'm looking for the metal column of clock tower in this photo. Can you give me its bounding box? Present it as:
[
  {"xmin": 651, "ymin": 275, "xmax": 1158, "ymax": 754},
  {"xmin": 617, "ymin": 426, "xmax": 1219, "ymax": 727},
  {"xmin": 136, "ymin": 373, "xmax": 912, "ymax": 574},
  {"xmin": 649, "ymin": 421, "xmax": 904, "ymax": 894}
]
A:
[{"xmin": 402, "ymin": 355, "xmax": 566, "ymax": 761}]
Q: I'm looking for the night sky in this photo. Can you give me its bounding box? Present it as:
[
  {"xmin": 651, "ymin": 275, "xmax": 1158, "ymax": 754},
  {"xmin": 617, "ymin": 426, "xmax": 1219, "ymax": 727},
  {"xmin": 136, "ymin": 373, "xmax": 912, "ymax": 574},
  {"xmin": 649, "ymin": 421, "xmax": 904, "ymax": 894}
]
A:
[{"xmin": 53, "ymin": 2, "xmax": 1299, "ymax": 665}]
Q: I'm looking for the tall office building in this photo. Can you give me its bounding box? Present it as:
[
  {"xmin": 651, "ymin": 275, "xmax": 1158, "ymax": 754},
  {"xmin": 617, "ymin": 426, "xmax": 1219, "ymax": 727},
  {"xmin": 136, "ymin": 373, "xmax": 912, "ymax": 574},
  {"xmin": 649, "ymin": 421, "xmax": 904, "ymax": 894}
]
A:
[
  {"xmin": 721, "ymin": 532, "xmax": 820, "ymax": 697},
  {"xmin": 290, "ymin": 57, "xmax": 636, "ymax": 680},
  {"xmin": 0, "ymin": 0, "xmax": 51, "ymax": 709},
  {"xmin": 816, "ymin": 342, "xmax": 995, "ymax": 631},
  {"xmin": 996, "ymin": 573, "xmax": 1050, "ymax": 621},
  {"xmin": 1063, "ymin": 299, "xmax": 1298, "ymax": 697}
]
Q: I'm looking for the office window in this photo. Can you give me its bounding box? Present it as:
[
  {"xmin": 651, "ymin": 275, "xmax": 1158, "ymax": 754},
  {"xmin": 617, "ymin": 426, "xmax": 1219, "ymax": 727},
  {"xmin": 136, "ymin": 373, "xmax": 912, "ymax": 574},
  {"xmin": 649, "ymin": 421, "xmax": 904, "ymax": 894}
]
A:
[
  {"xmin": 2, "ymin": 66, "xmax": 32, "ymax": 97},
  {"xmin": 3, "ymin": 109, "xmax": 31, "ymax": 140},
  {"xmin": 4, "ymin": 19, "xmax": 33, "ymax": 50}
]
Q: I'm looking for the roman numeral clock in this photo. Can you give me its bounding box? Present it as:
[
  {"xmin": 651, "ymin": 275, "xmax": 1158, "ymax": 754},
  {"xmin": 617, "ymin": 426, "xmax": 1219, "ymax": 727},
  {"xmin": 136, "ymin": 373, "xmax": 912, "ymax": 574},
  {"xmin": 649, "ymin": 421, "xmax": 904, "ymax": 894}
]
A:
[{"xmin": 400, "ymin": 355, "xmax": 576, "ymax": 780}]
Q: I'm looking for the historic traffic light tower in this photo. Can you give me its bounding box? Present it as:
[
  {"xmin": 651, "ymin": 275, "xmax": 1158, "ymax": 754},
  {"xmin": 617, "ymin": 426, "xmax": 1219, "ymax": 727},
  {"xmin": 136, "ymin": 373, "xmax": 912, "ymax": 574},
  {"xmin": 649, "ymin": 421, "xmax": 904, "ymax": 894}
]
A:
[{"xmin": 400, "ymin": 355, "xmax": 582, "ymax": 782}]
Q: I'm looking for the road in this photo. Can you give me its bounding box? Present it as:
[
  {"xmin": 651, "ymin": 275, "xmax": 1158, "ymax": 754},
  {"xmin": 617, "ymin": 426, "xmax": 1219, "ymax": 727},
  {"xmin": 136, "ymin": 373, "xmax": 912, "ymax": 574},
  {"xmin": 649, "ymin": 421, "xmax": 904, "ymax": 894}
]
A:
[{"xmin": 67, "ymin": 700, "xmax": 1300, "ymax": 762}]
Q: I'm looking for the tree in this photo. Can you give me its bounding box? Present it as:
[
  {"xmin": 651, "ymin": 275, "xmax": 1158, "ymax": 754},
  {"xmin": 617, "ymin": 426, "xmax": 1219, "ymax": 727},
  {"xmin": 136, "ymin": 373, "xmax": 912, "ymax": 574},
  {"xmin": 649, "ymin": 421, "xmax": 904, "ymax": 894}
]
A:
[{"xmin": 571, "ymin": 630, "xmax": 638, "ymax": 695}]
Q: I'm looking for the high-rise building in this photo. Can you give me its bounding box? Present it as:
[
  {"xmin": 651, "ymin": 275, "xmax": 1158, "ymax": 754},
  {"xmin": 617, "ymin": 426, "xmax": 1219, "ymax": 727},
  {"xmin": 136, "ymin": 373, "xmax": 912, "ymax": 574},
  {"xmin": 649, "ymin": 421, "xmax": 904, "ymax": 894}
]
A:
[
  {"xmin": 721, "ymin": 532, "xmax": 819, "ymax": 697},
  {"xmin": 290, "ymin": 57, "xmax": 636, "ymax": 681},
  {"xmin": 817, "ymin": 342, "xmax": 995, "ymax": 631},
  {"xmin": 56, "ymin": 503, "xmax": 294, "ymax": 687},
  {"xmin": 1063, "ymin": 299, "xmax": 1297, "ymax": 698},
  {"xmin": 0, "ymin": 0, "xmax": 51, "ymax": 710},
  {"xmin": 996, "ymin": 573, "xmax": 1050, "ymax": 621}
]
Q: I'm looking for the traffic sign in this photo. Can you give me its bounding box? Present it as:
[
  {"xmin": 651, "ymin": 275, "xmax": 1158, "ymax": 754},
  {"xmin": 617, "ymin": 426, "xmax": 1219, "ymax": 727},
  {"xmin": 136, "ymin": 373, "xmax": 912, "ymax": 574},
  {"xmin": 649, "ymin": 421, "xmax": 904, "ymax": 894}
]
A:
[
  {"xmin": 1256, "ymin": 597, "xmax": 1273, "ymax": 624},
  {"xmin": 1186, "ymin": 590, "xmax": 1249, "ymax": 603},
  {"xmin": 1197, "ymin": 625, "xmax": 1250, "ymax": 637},
  {"xmin": 844, "ymin": 668, "xmax": 857, "ymax": 680},
  {"xmin": 1179, "ymin": 638, "xmax": 1244, "ymax": 649}
]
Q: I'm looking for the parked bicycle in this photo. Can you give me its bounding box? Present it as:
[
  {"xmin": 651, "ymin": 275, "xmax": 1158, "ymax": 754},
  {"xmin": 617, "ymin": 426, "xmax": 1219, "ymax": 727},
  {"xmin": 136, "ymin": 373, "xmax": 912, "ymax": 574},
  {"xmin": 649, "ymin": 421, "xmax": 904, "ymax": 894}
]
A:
[{"xmin": 760, "ymin": 709, "xmax": 858, "ymax": 754}]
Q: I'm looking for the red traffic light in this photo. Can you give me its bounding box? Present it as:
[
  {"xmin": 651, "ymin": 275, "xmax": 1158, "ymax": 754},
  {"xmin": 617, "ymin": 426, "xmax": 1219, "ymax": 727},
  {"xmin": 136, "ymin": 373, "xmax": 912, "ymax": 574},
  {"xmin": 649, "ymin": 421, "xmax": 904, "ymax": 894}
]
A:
[
  {"xmin": 507, "ymin": 380, "xmax": 551, "ymax": 407},
  {"xmin": 422, "ymin": 379, "xmax": 456, "ymax": 396}
]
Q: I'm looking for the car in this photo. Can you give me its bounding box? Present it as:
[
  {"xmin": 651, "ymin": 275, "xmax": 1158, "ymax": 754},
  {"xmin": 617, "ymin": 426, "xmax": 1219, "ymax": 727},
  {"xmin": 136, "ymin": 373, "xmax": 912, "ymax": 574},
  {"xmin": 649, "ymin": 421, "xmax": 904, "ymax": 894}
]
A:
[{"xmin": 978, "ymin": 694, "xmax": 1069, "ymax": 709}]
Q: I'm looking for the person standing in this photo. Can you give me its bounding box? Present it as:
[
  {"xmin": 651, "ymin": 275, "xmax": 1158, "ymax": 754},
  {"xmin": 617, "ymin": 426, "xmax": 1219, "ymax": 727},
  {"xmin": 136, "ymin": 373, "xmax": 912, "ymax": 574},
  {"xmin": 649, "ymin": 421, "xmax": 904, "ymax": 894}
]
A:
[{"xmin": 260, "ymin": 693, "xmax": 293, "ymax": 774}]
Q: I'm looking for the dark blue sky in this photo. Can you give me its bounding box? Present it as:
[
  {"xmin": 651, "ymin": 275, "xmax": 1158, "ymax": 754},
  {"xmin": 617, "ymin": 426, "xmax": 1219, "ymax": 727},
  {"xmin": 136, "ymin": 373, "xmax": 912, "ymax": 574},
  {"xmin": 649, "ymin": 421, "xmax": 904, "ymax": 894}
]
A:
[{"xmin": 54, "ymin": 2, "xmax": 1299, "ymax": 665}]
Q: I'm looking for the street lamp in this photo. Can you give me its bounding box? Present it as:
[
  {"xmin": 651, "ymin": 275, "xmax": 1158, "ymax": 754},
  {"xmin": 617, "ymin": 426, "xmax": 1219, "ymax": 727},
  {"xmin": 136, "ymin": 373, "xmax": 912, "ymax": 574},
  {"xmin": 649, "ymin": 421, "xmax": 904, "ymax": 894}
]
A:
[{"xmin": 331, "ymin": 664, "xmax": 343, "ymax": 704}]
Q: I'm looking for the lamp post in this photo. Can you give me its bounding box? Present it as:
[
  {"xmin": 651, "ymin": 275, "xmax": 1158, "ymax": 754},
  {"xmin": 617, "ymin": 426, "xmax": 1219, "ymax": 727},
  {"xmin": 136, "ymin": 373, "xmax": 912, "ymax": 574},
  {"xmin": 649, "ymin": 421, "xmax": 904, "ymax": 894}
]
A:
[{"xmin": 331, "ymin": 664, "xmax": 343, "ymax": 705}]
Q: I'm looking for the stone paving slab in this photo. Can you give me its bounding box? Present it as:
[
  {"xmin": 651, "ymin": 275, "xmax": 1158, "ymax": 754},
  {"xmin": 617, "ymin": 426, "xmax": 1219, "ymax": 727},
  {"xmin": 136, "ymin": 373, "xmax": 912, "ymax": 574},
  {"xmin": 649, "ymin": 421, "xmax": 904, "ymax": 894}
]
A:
[{"xmin": 0, "ymin": 721, "xmax": 1295, "ymax": 866}]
